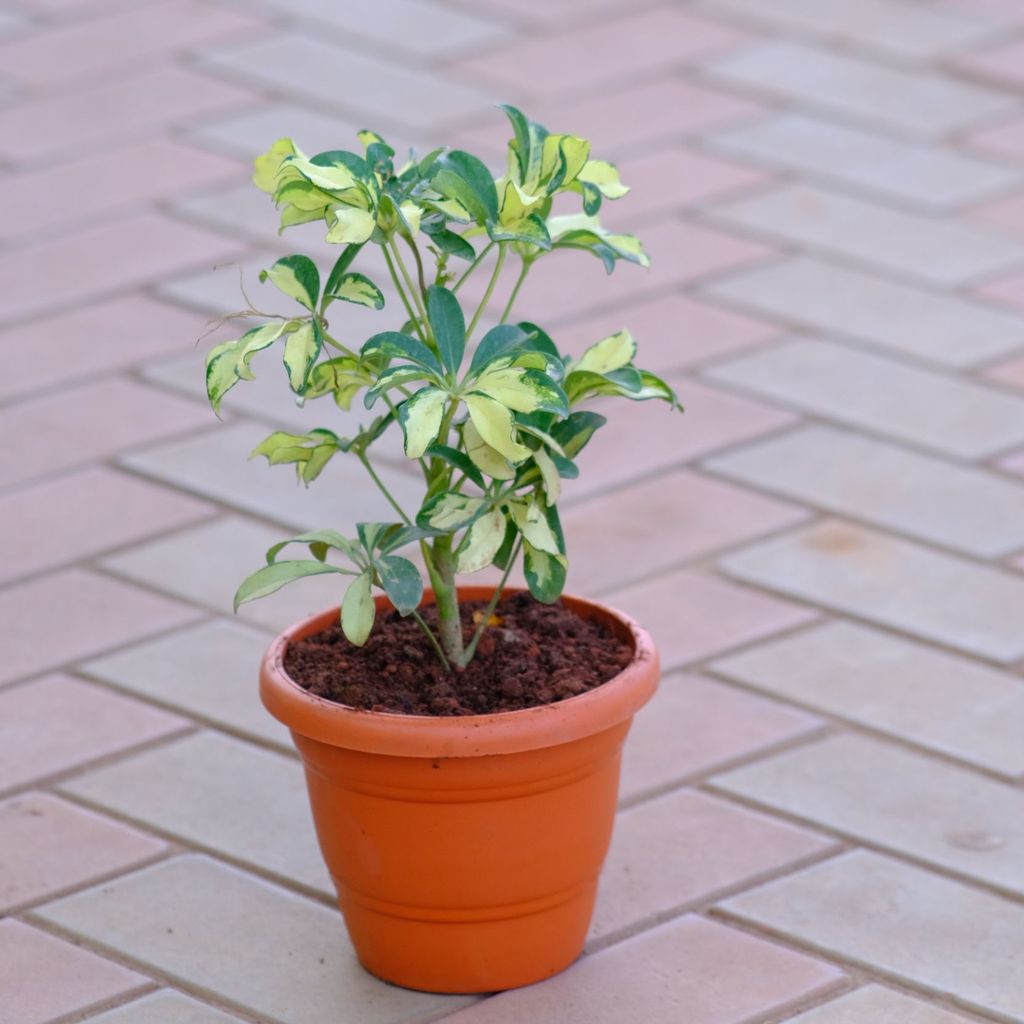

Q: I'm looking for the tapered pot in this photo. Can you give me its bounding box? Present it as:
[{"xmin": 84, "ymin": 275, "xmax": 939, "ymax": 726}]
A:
[{"xmin": 260, "ymin": 586, "xmax": 659, "ymax": 994}]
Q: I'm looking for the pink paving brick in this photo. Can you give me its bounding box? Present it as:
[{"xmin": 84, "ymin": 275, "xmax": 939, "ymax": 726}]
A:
[
  {"xmin": 570, "ymin": 377, "xmax": 797, "ymax": 497},
  {"xmin": 974, "ymin": 269, "xmax": 1024, "ymax": 310},
  {"xmin": 0, "ymin": 675, "xmax": 186, "ymax": 793},
  {"xmin": 563, "ymin": 468, "xmax": 808, "ymax": 593},
  {"xmin": 603, "ymin": 146, "xmax": 770, "ymax": 228},
  {"xmin": 0, "ymin": 920, "xmax": 149, "ymax": 1024},
  {"xmin": 945, "ymin": 0, "xmax": 1024, "ymax": 23},
  {"xmin": 606, "ymin": 567, "xmax": 818, "ymax": 669},
  {"xmin": 0, "ymin": 66, "xmax": 254, "ymax": 162},
  {"xmin": 0, "ymin": 378, "xmax": 212, "ymax": 490},
  {"xmin": 0, "ymin": 467, "xmax": 215, "ymax": 583},
  {"xmin": 441, "ymin": 915, "xmax": 843, "ymax": 1024},
  {"xmin": 482, "ymin": 219, "xmax": 775, "ymax": 325},
  {"xmin": 0, "ymin": 295, "xmax": 219, "ymax": 402},
  {"xmin": 0, "ymin": 792, "xmax": 164, "ymax": 911},
  {"xmin": 1, "ymin": 139, "xmax": 244, "ymax": 244},
  {"xmin": 985, "ymin": 353, "xmax": 1024, "ymax": 390},
  {"xmin": 591, "ymin": 789, "xmax": 836, "ymax": 939},
  {"xmin": 455, "ymin": 8, "xmax": 745, "ymax": 95},
  {"xmin": 555, "ymin": 292, "xmax": 781, "ymax": 374},
  {"xmin": 966, "ymin": 115, "xmax": 1024, "ymax": 163},
  {"xmin": 620, "ymin": 674, "xmax": 824, "ymax": 801},
  {"xmin": 0, "ymin": 213, "xmax": 245, "ymax": 324},
  {"xmin": 956, "ymin": 39, "xmax": 1024, "ymax": 87},
  {"xmin": 0, "ymin": 570, "xmax": 201, "ymax": 685},
  {"xmin": 464, "ymin": 0, "xmax": 663, "ymax": 28},
  {"xmin": 457, "ymin": 77, "xmax": 766, "ymax": 163},
  {"xmin": 0, "ymin": 0, "xmax": 266, "ymax": 87},
  {"xmin": 969, "ymin": 189, "xmax": 1024, "ymax": 234}
]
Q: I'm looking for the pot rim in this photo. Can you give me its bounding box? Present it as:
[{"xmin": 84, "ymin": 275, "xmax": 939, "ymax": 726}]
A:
[{"xmin": 259, "ymin": 586, "xmax": 660, "ymax": 758}]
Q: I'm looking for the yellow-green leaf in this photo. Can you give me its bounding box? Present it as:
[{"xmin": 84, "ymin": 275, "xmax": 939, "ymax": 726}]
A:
[
  {"xmin": 253, "ymin": 138, "xmax": 296, "ymax": 195},
  {"xmin": 282, "ymin": 321, "xmax": 320, "ymax": 393},
  {"xmin": 508, "ymin": 498, "xmax": 560, "ymax": 555},
  {"xmin": 399, "ymin": 200, "xmax": 422, "ymax": 236},
  {"xmin": 572, "ymin": 329, "xmax": 636, "ymax": 376},
  {"xmin": 260, "ymin": 255, "xmax": 319, "ymax": 311},
  {"xmin": 284, "ymin": 154, "xmax": 360, "ymax": 193},
  {"xmin": 457, "ymin": 508, "xmax": 506, "ymax": 574},
  {"xmin": 533, "ymin": 446, "xmax": 561, "ymax": 503},
  {"xmin": 326, "ymin": 272, "xmax": 384, "ymax": 310},
  {"xmin": 423, "ymin": 492, "xmax": 486, "ymax": 530},
  {"xmin": 577, "ymin": 159, "xmax": 629, "ymax": 199},
  {"xmin": 471, "ymin": 366, "xmax": 566, "ymax": 414},
  {"xmin": 465, "ymin": 393, "xmax": 531, "ymax": 463},
  {"xmin": 341, "ymin": 571, "xmax": 375, "ymax": 646},
  {"xmin": 463, "ymin": 419, "xmax": 515, "ymax": 480},
  {"xmin": 326, "ymin": 205, "xmax": 376, "ymax": 244},
  {"xmin": 398, "ymin": 387, "xmax": 447, "ymax": 459}
]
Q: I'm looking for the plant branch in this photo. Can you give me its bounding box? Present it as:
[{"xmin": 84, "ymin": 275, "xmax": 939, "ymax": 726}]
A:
[
  {"xmin": 382, "ymin": 244, "xmax": 424, "ymax": 340},
  {"xmin": 412, "ymin": 609, "xmax": 451, "ymax": 672},
  {"xmin": 452, "ymin": 240, "xmax": 494, "ymax": 294},
  {"xmin": 499, "ymin": 259, "xmax": 531, "ymax": 325},
  {"xmin": 465, "ymin": 242, "xmax": 506, "ymax": 343},
  {"xmin": 390, "ymin": 236, "xmax": 430, "ymax": 335},
  {"xmin": 459, "ymin": 538, "xmax": 523, "ymax": 668},
  {"xmin": 357, "ymin": 451, "xmax": 412, "ymax": 526},
  {"xmin": 403, "ymin": 234, "xmax": 428, "ymax": 295}
]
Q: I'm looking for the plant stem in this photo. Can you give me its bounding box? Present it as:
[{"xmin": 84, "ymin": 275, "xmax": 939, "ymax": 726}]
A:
[
  {"xmin": 382, "ymin": 244, "xmax": 424, "ymax": 340},
  {"xmin": 430, "ymin": 535, "xmax": 465, "ymax": 666},
  {"xmin": 390, "ymin": 236, "xmax": 430, "ymax": 334},
  {"xmin": 460, "ymin": 539, "xmax": 523, "ymax": 668},
  {"xmin": 412, "ymin": 609, "xmax": 451, "ymax": 672},
  {"xmin": 452, "ymin": 240, "xmax": 494, "ymax": 295},
  {"xmin": 465, "ymin": 243, "xmax": 506, "ymax": 343},
  {"xmin": 357, "ymin": 451, "xmax": 412, "ymax": 526},
  {"xmin": 403, "ymin": 234, "xmax": 428, "ymax": 295},
  {"xmin": 498, "ymin": 259, "xmax": 530, "ymax": 325}
]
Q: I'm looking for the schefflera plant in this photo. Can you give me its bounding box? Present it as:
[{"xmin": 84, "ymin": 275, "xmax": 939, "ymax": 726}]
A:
[{"xmin": 205, "ymin": 105, "xmax": 679, "ymax": 672}]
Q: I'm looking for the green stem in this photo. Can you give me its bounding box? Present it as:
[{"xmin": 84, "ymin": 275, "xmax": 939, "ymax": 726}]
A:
[
  {"xmin": 382, "ymin": 244, "xmax": 424, "ymax": 340},
  {"xmin": 465, "ymin": 243, "xmax": 506, "ymax": 343},
  {"xmin": 357, "ymin": 451, "xmax": 412, "ymax": 526},
  {"xmin": 460, "ymin": 539, "xmax": 523, "ymax": 668},
  {"xmin": 390, "ymin": 236, "xmax": 430, "ymax": 335},
  {"xmin": 498, "ymin": 259, "xmax": 530, "ymax": 325},
  {"xmin": 452, "ymin": 240, "xmax": 495, "ymax": 294},
  {"xmin": 430, "ymin": 535, "xmax": 465, "ymax": 666},
  {"xmin": 403, "ymin": 234, "xmax": 428, "ymax": 295},
  {"xmin": 412, "ymin": 609, "xmax": 450, "ymax": 672}
]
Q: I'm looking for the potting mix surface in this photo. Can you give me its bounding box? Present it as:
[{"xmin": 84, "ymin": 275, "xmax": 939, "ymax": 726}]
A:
[{"xmin": 284, "ymin": 593, "xmax": 633, "ymax": 715}]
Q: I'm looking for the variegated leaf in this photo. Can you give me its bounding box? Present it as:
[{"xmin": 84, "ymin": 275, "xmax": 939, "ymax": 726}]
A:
[
  {"xmin": 398, "ymin": 387, "xmax": 448, "ymax": 458},
  {"xmin": 341, "ymin": 571, "xmax": 375, "ymax": 646},
  {"xmin": 463, "ymin": 419, "xmax": 515, "ymax": 480},
  {"xmin": 282, "ymin": 321, "xmax": 320, "ymax": 393},
  {"xmin": 470, "ymin": 366, "xmax": 567, "ymax": 415},
  {"xmin": 456, "ymin": 508, "xmax": 507, "ymax": 574},
  {"xmin": 326, "ymin": 205, "xmax": 376, "ymax": 244},
  {"xmin": 420, "ymin": 492, "xmax": 486, "ymax": 531},
  {"xmin": 465, "ymin": 392, "xmax": 531, "ymax": 463},
  {"xmin": 508, "ymin": 498, "xmax": 560, "ymax": 556},
  {"xmin": 234, "ymin": 559, "xmax": 344, "ymax": 612},
  {"xmin": 260, "ymin": 255, "xmax": 319, "ymax": 311},
  {"xmin": 523, "ymin": 541, "xmax": 567, "ymax": 604},
  {"xmin": 571, "ymin": 329, "xmax": 637, "ymax": 376},
  {"xmin": 326, "ymin": 271, "xmax": 384, "ymax": 310}
]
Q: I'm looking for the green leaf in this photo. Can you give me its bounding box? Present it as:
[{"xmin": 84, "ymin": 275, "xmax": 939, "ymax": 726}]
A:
[
  {"xmin": 418, "ymin": 491, "xmax": 487, "ymax": 531},
  {"xmin": 266, "ymin": 529, "xmax": 362, "ymax": 566},
  {"xmin": 326, "ymin": 271, "xmax": 384, "ymax": 310},
  {"xmin": 465, "ymin": 393, "xmax": 531, "ymax": 463},
  {"xmin": 361, "ymin": 331, "xmax": 443, "ymax": 376},
  {"xmin": 323, "ymin": 243, "xmax": 364, "ymax": 297},
  {"xmin": 398, "ymin": 386, "xmax": 448, "ymax": 458},
  {"xmin": 260, "ymin": 255, "xmax": 320, "ymax": 311},
  {"xmin": 376, "ymin": 555, "xmax": 423, "ymax": 615},
  {"xmin": 282, "ymin": 320, "xmax": 321, "ymax": 393},
  {"xmin": 422, "ymin": 223, "xmax": 475, "ymax": 261},
  {"xmin": 341, "ymin": 571, "xmax": 375, "ymax": 646},
  {"xmin": 234, "ymin": 560, "xmax": 345, "ymax": 612},
  {"xmin": 431, "ymin": 151, "xmax": 499, "ymax": 225},
  {"xmin": 550, "ymin": 411, "xmax": 607, "ymax": 459},
  {"xmin": 467, "ymin": 324, "xmax": 531, "ymax": 377},
  {"xmin": 523, "ymin": 542, "xmax": 567, "ymax": 604},
  {"xmin": 456, "ymin": 508, "xmax": 507, "ymax": 574},
  {"xmin": 426, "ymin": 285, "xmax": 465, "ymax": 377},
  {"xmin": 425, "ymin": 444, "xmax": 486, "ymax": 489},
  {"xmin": 492, "ymin": 518, "xmax": 519, "ymax": 571}
]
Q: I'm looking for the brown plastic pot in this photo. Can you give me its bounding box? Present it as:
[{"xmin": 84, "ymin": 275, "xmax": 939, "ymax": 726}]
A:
[{"xmin": 259, "ymin": 586, "xmax": 659, "ymax": 994}]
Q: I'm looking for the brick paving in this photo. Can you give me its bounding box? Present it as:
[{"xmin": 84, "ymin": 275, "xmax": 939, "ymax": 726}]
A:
[{"xmin": 2, "ymin": 0, "xmax": 1024, "ymax": 1021}]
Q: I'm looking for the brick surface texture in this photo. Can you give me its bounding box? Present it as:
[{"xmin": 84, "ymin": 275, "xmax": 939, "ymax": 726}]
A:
[{"xmin": 3, "ymin": 0, "xmax": 1024, "ymax": 1021}]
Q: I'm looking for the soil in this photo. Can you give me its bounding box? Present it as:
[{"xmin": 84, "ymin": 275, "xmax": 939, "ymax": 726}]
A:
[{"xmin": 283, "ymin": 592, "xmax": 634, "ymax": 716}]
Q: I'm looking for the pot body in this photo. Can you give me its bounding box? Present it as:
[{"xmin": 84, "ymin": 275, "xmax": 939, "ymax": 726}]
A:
[{"xmin": 260, "ymin": 587, "xmax": 659, "ymax": 993}]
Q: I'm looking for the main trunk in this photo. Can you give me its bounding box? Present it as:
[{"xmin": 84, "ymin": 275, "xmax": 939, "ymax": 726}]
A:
[{"xmin": 431, "ymin": 537, "xmax": 465, "ymax": 666}]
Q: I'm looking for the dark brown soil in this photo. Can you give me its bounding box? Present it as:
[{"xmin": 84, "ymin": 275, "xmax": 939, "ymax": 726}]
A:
[{"xmin": 284, "ymin": 592, "xmax": 633, "ymax": 716}]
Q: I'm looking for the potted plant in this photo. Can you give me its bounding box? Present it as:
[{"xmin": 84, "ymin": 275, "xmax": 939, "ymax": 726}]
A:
[{"xmin": 204, "ymin": 105, "xmax": 678, "ymax": 994}]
